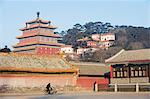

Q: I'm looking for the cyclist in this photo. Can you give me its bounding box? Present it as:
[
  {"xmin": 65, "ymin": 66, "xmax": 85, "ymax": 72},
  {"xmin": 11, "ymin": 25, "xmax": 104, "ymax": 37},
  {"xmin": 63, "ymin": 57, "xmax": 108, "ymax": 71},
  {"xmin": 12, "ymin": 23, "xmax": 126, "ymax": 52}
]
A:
[{"xmin": 46, "ymin": 83, "xmax": 52, "ymax": 94}]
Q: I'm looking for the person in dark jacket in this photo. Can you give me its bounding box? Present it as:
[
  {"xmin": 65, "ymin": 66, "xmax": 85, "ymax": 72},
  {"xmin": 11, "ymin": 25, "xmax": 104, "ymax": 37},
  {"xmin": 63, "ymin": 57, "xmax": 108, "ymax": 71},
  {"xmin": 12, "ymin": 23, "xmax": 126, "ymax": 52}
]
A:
[{"xmin": 46, "ymin": 83, "xmax": 52, "ymax": 94}]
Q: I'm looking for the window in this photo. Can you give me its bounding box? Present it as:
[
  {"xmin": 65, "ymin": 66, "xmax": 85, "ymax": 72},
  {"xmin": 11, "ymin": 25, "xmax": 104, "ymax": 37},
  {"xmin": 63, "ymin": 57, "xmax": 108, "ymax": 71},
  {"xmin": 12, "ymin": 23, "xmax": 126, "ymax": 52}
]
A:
[
  {"xmin": 141, "ymin": 66, "xmax": 147, "ymax": 77},
  {"xmin": 130, "ymin": 65, "xmax": 147, "ymax": 77},
  {"xmin": 113, "ymin": 71, "xmax": 116, "ymax": 77},
  {"xmin": 113, "ymin": 66, "xmax": 128, "ymax": 78},
  {"xmin": 113, "ymin": 67, "xmax": 122, "ymax": 78},
  {"xmin": 123, "ymin": 67, "xmax": 128, "ymax": 77},
  {"xmin": 139, "ymin": 68, "xmax": 142, "ymax": 76},
  {"xmin": 135, "ymin": 70, "xmax": 138, "ymax": 76}
]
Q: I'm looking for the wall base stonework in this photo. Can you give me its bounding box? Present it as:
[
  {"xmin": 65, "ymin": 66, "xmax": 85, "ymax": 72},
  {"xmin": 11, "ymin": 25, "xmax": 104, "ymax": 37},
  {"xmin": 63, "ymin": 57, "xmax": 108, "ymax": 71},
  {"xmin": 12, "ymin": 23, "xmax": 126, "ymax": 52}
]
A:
[
  {"xmin": 111, "ymin": 77, "xmax": 149, "ymax": 84},
  {"xmin": 131, "ymin": 77, "xmax": 149, "ymax": 83},
  {"xmin": 111, "ymin": 78, "xmax": 129, "ymax": 84}
]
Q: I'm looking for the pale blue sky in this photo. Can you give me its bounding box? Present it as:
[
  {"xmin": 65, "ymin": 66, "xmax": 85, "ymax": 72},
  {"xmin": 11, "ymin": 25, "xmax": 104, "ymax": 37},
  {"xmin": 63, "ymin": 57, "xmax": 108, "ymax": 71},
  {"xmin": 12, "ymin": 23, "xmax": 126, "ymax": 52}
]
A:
[{"xmin": 0, "ymin": 0, "xmax": 149, "ymax": 49}]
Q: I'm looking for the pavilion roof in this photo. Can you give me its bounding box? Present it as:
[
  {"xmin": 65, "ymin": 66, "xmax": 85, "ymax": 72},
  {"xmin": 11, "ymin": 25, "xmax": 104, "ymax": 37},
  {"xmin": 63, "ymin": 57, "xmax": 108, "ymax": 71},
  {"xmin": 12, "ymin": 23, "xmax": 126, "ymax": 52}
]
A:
[
  {"xmin": 0, "ymin": 53, "xmax": 77, "ymax": 73},
  {"xmin": 70, "ymin": 62, "xmax": 109, "ymax": 76},
  {"xmin": 105, "ymin": 49, "xmax": 150, "ymax": 64}
]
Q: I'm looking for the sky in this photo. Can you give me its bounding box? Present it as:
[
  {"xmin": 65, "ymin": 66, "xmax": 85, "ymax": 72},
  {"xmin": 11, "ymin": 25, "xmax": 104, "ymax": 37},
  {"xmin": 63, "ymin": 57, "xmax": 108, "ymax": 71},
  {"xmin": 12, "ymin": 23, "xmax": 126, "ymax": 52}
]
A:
[{"xmin": 0, "ymin": 0, "xmax": 149, "ymax": 49}]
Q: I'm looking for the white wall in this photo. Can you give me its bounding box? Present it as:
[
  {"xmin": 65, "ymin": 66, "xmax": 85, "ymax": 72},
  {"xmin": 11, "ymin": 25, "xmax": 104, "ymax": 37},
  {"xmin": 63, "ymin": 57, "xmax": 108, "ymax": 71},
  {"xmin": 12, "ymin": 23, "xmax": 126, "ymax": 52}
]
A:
[
  {"xmin": 61, "ymin": 47, "xmax": 74, "ymax": 54},
  {"xmin": 101, "ymin": 34, "xmax": 115, "ymax": 41}
]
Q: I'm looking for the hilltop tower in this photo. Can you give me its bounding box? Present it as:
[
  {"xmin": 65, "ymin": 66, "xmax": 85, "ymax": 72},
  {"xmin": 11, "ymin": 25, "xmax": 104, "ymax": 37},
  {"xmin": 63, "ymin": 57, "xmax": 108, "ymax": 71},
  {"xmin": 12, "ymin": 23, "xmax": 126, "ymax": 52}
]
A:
[{"xmin": 13, "ymin": 12, "xmax": 64, "ymax": 55}]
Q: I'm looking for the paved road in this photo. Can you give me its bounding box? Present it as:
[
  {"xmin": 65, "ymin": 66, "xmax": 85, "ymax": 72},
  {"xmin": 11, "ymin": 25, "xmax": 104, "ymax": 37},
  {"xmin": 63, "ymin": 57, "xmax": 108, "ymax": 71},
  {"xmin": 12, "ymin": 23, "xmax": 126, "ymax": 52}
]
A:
[{"xmin": 1, "ymin": 93, "xmax": 150, "ymax": 99}]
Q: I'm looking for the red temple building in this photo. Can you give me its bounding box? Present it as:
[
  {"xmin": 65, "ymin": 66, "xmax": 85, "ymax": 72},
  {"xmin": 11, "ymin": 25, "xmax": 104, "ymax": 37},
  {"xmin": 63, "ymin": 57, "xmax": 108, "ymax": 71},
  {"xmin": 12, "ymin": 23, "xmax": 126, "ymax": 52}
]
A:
[
  {"xmin": 13, "ymin": 12, "xmax": 64, "ymax": 55},
  {"xmin": 70, "ymin": 62, "xmax": 110, "ymax": 90}
]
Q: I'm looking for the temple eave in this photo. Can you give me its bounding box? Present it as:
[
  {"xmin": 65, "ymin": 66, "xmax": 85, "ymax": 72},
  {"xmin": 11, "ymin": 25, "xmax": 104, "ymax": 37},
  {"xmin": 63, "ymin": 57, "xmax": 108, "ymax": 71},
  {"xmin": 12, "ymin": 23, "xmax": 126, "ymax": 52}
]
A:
[
  {"xmin": 20, "ymin": 26, "xmax": 57, "ymax": 31},
  {"xmin": 16, "ymin": 34, "xmax": 62, "ymax": 39},
  {"xmin": 13, "ymin": 47, "xmax": 36, "ymax": 52},
  {"xmin": 0, "ymin": 67, "xmax": 77, "ymax": 74},
  {"xmin": 106, "ymin": 60, "xmax": 150, "ymax": 65},
  {"xmin": 13, "ymin": 43, "xmax": 64, "ymax": 48}
]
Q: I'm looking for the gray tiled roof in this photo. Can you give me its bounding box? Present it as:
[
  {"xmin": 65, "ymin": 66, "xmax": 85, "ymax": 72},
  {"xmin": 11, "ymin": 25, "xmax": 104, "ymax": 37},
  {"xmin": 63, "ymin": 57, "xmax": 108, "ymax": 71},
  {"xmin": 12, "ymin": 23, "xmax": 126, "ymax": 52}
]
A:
[
  {"xmin": 70, "ymin": 62, "xmax": 109, "ymax": 76},
  {"xmin": 105, "ymin": 49, "xmax": 150, "ymax": 63},
  {"xmin": 0, "ymin": 53, "xmax": 71, "ymax": 70}
]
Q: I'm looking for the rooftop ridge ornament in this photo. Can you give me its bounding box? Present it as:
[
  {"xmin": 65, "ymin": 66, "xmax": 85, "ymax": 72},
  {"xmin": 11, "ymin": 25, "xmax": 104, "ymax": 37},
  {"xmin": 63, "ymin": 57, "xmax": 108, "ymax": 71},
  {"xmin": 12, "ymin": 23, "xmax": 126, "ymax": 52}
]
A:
[{"xmin": 37, "ymin": 12, "xmax": 40, "ymax": 19}]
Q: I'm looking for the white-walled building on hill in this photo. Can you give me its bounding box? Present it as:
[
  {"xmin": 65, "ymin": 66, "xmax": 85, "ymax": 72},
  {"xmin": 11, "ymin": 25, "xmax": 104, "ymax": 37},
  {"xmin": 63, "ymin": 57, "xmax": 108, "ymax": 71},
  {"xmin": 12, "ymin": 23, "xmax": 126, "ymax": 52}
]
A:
[
  {"xmin": 60, "ymin": 45, "xmax": 74, "ymax": 54},
  {"xmin": 100, "ymin": 33, "xmax": 115, "ymax": 41},
  {"xmin": 91, "ymin": 34, "xmax": 100, "ymax": 41}
]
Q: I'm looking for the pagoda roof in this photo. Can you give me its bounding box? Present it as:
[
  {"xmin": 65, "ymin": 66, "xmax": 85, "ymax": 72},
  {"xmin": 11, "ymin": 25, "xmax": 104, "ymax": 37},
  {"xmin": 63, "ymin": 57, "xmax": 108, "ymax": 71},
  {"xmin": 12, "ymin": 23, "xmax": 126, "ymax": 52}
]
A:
[
  {"xmin": 20, "ymin": 23, "xmax": 57, "ymax": 31},
  {"xmin": 16, "ymin": 32, "xmax": 62, "ymax": 39},
  {"xmin": 13, "ymin": 46, "xmax": 36, "ymax": 52},
  {"xmin": 13, "ymin": 41, "xmax": 65, "ymax": 48},
  {"xmin": 26, "ymin": 18, "xmax": 50, "ymax": 24},
  {"xmin": 0, "ymin": 53, "xmax": 77, "ymax": 73}
]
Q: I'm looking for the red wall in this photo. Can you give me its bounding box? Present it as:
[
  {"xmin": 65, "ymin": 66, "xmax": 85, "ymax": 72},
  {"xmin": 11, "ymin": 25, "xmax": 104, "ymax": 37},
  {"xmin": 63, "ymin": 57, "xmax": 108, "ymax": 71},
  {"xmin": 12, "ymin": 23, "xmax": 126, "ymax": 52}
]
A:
[
  {"xmin": 77, "ymin": 76, "xmax": 109, "ymax": 89},
  {"xmin": 37, "ymin": 47, "xmax": 60, "ymax": 55},
  {"xmin": 23, "ymin": 29, "xmax": 39, "ymax": 36}
]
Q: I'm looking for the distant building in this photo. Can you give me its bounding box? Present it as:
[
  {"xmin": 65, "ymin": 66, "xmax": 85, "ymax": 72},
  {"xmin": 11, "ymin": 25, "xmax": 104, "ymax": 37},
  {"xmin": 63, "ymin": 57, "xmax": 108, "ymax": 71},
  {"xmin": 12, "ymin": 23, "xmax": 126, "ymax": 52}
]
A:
[
  {"xmin": 60, "ymin": 45, "xmax": 74, "ymax": 54},
  {"xmin": 87, "ymin": 41, "xmax": 97, "ymax": 47},
  {"xmin": 99, "ymin": 33, "xmax": 115, "ymax": 49},
  {"xmin": 91, "ymin": 34, "xmax": 100, "ymax": 41},
  {"xmin": 105, "ymin": 49, "xmax": 150, "ymax": 84},
  {"xmin": 77, "ymin": 37, "xmax": 90, "ymax": 42},
  {"xmin": 77, "ymin": 32, "xmax": 115, "ymax": 52},
  {"xmin": 77, "ymin": 47, "xmax": 99, "ymax": 55},
  {"xmin": 100, "ymin": 33, "xmax": 115, "ymax": 41},
  {"xmin": 99, "ymin": 40, "xmax": 115, "ymax": 49},
  {"xmin": 13, "ymin": 12, "xmax": 64, "ymax": 55},
  {"xmin": 77, "ymin": 48, "xmax": 89, "ymax": 55}
]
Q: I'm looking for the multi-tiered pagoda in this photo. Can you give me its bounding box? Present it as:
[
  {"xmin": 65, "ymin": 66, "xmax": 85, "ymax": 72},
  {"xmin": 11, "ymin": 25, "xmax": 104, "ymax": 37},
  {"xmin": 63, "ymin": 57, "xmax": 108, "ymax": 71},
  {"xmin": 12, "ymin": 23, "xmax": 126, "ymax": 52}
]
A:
[{"xmin": 13, "ymin": 12, "xmax": 64, "ymax": 55}]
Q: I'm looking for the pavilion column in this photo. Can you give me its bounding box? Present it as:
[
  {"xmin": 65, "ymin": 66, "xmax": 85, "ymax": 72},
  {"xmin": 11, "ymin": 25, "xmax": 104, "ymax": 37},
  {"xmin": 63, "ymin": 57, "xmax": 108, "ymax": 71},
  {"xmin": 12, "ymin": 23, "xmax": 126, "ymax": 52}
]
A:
[
  {"xmin": 127, "ymin": 64, "xmax": 131, "ymax": 83},
  {"xmin": 145, "ymin": 65, "xmax": 149, "ymax": 77},
  {"xmin": 136, "ymin": 83, "xmax": 139, "ymax": 92},
  {"xmin": 110, "ymin": 65, "xmax": 113, "ymax": 78},
  {"xmin": 114, "ymin": 83, "xmax": 117, "ymax": 92},
  {"xmin": 95, "ymin": 83, "xmax": 98, "ymax": 92},
  {"xmin": 148, "ymin": 64, "xmax": 150, "ymax": 82}
]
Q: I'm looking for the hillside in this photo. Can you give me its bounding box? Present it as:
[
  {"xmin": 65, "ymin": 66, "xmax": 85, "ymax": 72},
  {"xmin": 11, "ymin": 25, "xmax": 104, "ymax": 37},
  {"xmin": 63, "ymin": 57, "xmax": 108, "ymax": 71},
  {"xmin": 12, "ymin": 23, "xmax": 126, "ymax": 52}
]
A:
[{"xmin": 58, "ymin": 22, "xmax": 150, "ymax": 62}]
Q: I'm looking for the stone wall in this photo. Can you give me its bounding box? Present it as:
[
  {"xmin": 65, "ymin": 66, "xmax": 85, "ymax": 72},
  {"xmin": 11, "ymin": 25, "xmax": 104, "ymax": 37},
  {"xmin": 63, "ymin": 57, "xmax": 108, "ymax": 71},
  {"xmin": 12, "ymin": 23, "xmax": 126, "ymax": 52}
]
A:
[{"xmin": 0, "ymin": 74, "xmax": 77, "ymax": 88}]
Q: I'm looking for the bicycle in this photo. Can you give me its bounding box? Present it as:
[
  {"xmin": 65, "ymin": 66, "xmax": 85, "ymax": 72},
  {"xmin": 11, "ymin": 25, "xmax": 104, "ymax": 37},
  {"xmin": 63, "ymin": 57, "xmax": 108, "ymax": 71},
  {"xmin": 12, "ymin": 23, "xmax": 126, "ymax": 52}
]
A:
[{"xmin": 45, "ymin": 86, "xmax": 57, "ymax": 95}]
